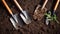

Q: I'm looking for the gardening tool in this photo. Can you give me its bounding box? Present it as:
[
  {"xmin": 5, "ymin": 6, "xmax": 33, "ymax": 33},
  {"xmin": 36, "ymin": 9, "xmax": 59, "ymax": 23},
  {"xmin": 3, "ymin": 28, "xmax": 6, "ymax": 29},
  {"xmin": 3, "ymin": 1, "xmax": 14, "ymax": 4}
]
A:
[
  {"xmin": 13, "ymin": 0, "xmax": 31, "ymax": 24},
  {"xmin": 45, "ymin": 0, "xmax": 60, "ymax": 25},
  {"xmin": 34, "ymin": 0, "xmax": 48, "ymax": 13},
  {"xmin": 2, "ymin": 0, "xmax": 24, "ymax": 29}
]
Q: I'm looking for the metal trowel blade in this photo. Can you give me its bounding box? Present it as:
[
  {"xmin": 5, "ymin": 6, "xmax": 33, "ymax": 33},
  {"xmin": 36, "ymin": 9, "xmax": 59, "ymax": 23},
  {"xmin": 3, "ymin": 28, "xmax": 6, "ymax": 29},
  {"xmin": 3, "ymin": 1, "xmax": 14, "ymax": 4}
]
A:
[
  {"xmin": 10, "ymin": 17, "xmax": 19, "ymax": 29},
  {"xmin": 10, "ymin": 14, "xmax": 24, "ymax": 29},
  {"xmin": 20, "ymin": 12, "xmax": 31, "ymax": 24}
]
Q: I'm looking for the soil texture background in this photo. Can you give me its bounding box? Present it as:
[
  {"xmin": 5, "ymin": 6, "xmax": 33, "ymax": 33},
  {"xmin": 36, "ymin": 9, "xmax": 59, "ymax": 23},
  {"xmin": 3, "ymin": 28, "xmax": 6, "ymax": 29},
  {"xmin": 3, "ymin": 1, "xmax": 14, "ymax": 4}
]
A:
[{"xmin": 0, "ymin": 0, "xmax": 60, "ymax": 34}]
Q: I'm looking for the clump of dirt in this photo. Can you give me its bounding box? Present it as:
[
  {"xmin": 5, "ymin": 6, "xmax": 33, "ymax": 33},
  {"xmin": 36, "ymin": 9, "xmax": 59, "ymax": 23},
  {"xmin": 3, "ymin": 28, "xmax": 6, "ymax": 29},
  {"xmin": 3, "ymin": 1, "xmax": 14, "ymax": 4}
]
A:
[{"xmin": 33, "ymin": 5, "xmax": 47, "ymax": 21}]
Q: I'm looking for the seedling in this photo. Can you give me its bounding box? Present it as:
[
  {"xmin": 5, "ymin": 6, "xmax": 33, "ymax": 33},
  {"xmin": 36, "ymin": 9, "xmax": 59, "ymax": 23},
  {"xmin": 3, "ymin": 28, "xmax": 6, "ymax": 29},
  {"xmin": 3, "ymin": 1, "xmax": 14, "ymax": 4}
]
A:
[{"xmin": 45, "ymin": 0, "xmax": 60, "ymax": 25}]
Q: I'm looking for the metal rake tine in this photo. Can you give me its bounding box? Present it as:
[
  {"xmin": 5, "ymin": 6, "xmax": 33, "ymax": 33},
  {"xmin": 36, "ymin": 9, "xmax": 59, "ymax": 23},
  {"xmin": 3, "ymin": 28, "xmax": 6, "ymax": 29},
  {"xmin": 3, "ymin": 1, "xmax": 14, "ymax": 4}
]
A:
[{"xmin": 34, "ymin": 5, "xmax": 41, "ymax": 13}]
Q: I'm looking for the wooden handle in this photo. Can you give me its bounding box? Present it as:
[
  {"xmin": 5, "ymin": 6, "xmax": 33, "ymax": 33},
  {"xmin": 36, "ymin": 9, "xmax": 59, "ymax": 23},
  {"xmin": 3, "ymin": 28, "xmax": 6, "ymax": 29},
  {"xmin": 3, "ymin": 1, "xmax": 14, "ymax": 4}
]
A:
[
  {"xmin": 54, "ymin": 0, "xmax": 59, "ymax": 11},
  {"xmin": 41, "ymin": 0, "xmax": 48, "ymax": 10},
  {"xmin": 2, "ymin": 0, "xmax": 13, "ymax": 15},
  {"xmin": 14, "ymin": 0, "xmax": 23, "ymax": 12}
]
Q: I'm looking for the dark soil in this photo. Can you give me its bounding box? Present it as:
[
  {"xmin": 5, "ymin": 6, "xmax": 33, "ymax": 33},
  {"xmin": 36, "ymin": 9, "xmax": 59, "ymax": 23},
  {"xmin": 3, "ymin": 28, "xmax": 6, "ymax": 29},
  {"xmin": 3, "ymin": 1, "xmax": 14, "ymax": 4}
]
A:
[{"xmin": 0, "ymin": 0, "xmax": 60, "ymax": 34}]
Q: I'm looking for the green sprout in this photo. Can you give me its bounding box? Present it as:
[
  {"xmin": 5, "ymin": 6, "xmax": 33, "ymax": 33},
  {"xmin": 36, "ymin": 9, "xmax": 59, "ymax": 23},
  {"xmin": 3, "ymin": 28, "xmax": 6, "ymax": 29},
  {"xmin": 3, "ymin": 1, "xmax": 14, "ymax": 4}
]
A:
[{"xmin": 44, "ymin": 11, "xmax": 59, "ymax": 25}]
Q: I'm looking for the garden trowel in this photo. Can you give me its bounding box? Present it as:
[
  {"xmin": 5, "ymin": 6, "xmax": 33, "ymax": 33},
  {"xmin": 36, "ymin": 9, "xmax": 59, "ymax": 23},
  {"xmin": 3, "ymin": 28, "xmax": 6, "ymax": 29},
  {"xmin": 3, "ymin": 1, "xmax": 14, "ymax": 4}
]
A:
[
  {"xmin": 2, "ymin": 0, "xmax": 24, "ymax": 29},
  {"xmin": 13, "ymin": 0, "xmax": 32, "ymax": 24}
]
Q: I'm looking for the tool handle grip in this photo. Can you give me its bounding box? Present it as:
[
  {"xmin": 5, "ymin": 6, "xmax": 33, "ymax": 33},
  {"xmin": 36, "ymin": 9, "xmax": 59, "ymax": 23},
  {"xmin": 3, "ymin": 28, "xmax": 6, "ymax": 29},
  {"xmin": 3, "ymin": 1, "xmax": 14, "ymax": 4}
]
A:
[
  {"xmin": 54, "ymin": 0, "xmax": 59, "ymax": 11},
  {"xmin": 2, "ymin": 0, "xmax": 13, "ymax": 15},
  {"xmin": 14, "ymin": 0, "xmax": 23, "ymax": 12},
  {"xmin": 41, "ymin": 0, "xmax": 48, "ymax": 10}
]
